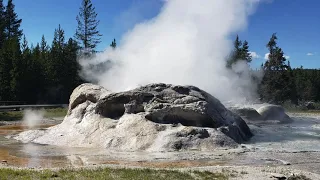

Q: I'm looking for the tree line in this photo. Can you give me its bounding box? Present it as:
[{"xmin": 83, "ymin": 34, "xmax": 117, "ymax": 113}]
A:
[
  {"xmin": 227, "ymin": 33, "xmax": 320, "ymax": 106},
  {"xmin": 0, "ymin": 0, "xmax": 115, "ymax": 104},
  {"xmin": 0, "ymin": 0, "xmax": 319, "ymax": 105}
]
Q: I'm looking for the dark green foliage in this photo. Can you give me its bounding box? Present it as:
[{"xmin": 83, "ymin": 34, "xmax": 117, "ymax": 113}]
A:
[
  {"xmin": 62, "ymin": 38, "xmax": 82, "ymax": 102},
  {"xmin": 49, "ymin": 24, "xmax": 65, "ymax": 85},
  {"xmin": 1, "ymin": 38, "xmax": 21, "ymax": 100},
  {"xmin": 110, "ymin": 38, "xmax": 116, "ymax": 49},
  {"xmin": 292, "ymin": 68, "xmax": 320, "ymax": 103},
  {"xmin": 241, "ymin": 40, "xmax": 252, "ymax": 63},
  {"xmin": 20, "ymin": 35, "xmax": 33, "ymax": 102},
  {"xmin": 0, "ymin": 47, "xmax": 12, "ymax": 100},
  {"xmin": 4, "ymin": 0, "xmax": 22, "ymax": 40},
  {"xmin": 75, "ymin": 0, "xmax": 102, "ymax": 53},
  {"xmin": 0, "ymin": 1, "xmax": 83, "ymax": 104},
  {"xmin": 0, "ymin": 0, "xmax": 22, "ymax": 101},
  {"xmin": 40, "ymin": 35, "xmax": 49, "ymax": 53},
  {"xmin": 259, "ymin": 33, "xmax": 297, "ymax": 104},
  {"xmin": 0, "ymin": 0, "xmax": 5, "ymax": 48},
  {"xmin": 227, "ymin": 35, "xmax": 252, "ymax": 68},
  {"xmin": 1, "ymin": 0, "xmax": 320, "ymax": 107},
  {"xmin": 45, "ymin": 25, "xmax": 82, "ymax": 103},
  {"xmin": 0, "ymin": 26, "xmax": 82, "ymax": 103}
]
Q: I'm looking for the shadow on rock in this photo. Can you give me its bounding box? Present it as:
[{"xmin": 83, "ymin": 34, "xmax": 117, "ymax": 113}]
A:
[{"xmin": 13, "ymin": 83, "xmax": 254, "ymax": 151}]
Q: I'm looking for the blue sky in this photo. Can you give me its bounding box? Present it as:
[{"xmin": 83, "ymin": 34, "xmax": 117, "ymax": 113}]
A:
[
  {"xmin": 239, "ymin": 0, "xmax": 320, "ymax": 69},
  {"xmin": 11, "ymin": 0, "xmax": 163, "ymax": 50},
  {"xmin": 7, "ymin": 0, "xmax": 320, "ymax": 69}
]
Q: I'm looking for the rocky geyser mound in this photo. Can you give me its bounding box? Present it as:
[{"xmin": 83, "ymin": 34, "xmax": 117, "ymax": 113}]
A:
[
  {"xmin": 230, "ymin": 104, "xmax": 293, "ymax": 124},
  {"xmin": 15, "ymin": 83, "xmax": 253, "ymax": 151},
  {"xmin": 257, "ymin": 105, "xmax": 293, "ymax": 124}
]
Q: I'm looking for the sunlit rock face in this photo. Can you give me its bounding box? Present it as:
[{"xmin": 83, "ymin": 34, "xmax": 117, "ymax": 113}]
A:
[
  {"xmin": 14, "ymin": 83, "xmax": 253, "ymax": 151},
  {"xmin": 230, "ymin": 104, "xmax": 293, "ymax": 124},
  {"xmin": 229, "ymin": 107, "xmax": 263, "ymax": 121},
  {"xmin": 257, "ymin": 105, "xmax": 293, "ymax": 124}
]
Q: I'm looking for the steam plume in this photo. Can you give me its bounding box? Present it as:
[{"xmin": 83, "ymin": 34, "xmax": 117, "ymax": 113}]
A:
[
  {"xmin": 22, "ymin": 109, "xmax": 44, "ymax": 128},
  {"xmin": 80, "ymin": 0, "xmax": 263, "ymax": 104}
]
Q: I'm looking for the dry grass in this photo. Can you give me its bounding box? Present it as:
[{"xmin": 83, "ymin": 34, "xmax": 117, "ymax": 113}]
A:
[
  {"xmin": 0, "ymin": 108, "xmax": 67, "ymax": 121},
  {"xmin": 0, "ymin": 167, "xmax": 228, "ymax": 180}
]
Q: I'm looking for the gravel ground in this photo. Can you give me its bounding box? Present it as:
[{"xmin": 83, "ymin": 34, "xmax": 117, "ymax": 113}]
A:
[{"xmin": 1, "ymin": 113, "xmax": 320, "ymax": 179}]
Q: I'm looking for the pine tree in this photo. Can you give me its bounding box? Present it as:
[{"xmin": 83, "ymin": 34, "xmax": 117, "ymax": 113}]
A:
[
  {"xmin": 0, "ymin": 0, "xmax": 5, "ymax": 48},
  {"xmin": 20, "ymin": 35, "xmax": 33, "ymax": 102},
  {"xmin": 6, "ymin": 38, "xmax": 21, "ymax": 100},
  {"xmin": 39, "ymin": 35, "xmax": 50, "ymax": 92},
  {"xmin": 40, "ymin": 35, "xmax": 49, "ymax": 70},
  {"xmin": 53, "ymin": 24, "xmax": 65, "ymax": 50},
  {"xmin": 75, "ymin": 0, "xmax": 102, "ymax": 53},
  {"xmin": 110, "ymin": 38, "xmax": 116, "ymax": 49},
  {"xmin": 28, "ymin": 43, "xmax": 45, "ymax": 103},
  {"xmin": 259, "ymin": 33, "xmax": 297, "ymax": 104},
  {"xmin": 4, "ymin": 0, "xmax": 22, "ymax": 40},
  {"xmin": 240, "ymin": 40, "xmax": 252, "ymax": 63},
  {"xmin": 49, "ymin": 25, "xmax": 65, "ymax": 84},
  {"xmin": 0, "ymin": 47, "xmax": 12, "ymax": 100},
  {"xmin": 21, "ymin": 35, "xmax": 29, "ymax": 52},
  {"xmin": 227, "ymin": 35, "xmax": 242, "ymax": 68},
  {"xmin": 47, "ymin": 25, "xmax": 66, "ymax": 103},
  {"xmin": 62, "ymin": 38, "xmax": 82, "ymax": 102},
  {"xmin": 40, "ymin": 35, "xmax": 49, "ymax": 53},
  {"xmin": 1, "ymin": 0, "xmax": 23, "ymax": 101},
  {"xmin": 227, "ymin": 35, "xmax": 252, "ymax": 68}
]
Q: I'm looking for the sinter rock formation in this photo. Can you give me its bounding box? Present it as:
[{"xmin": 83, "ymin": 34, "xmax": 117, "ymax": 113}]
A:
[
  {"xmin": 229, "ymin": 107, "xmax": 263, "ymax": 121},
  {"xmin": 230, "ymin": 104, "xmax": 293, "ymax": 124},
  {"xmin": 15, "ymin": 83, "xmax": 253, "ymax": 151},
  {"xmin": 257, "ymin": 105, "xmax": 293, "ymax": 124}
]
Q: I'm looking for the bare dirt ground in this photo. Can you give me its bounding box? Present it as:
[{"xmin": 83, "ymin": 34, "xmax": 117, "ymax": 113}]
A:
[{"xmin": 1, "ymin": 114, "xmax": 320, "ymax": 179}]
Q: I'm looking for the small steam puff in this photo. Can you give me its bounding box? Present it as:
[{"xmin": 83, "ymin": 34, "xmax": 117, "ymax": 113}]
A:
[
  {"xmin": 80, "ymin": 0, "xmax": 264, "ymax": 105},
  {"xmin": 22, "ymin": 109, "xmax": 44, "ymax": 128}
]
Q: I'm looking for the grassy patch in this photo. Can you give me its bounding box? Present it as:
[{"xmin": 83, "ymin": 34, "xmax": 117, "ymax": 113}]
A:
[
  {"xmin": 282, "ymin": 100, "xmax": 320, "ymax": 113},
  {"xmin": 0, "ymin": 168, "xmax": 229, "ymax": 180},
  {"xmin": 0, "ymin": 108, "xmax": 67, "ymax": 121},
  {"xmin": 44, "ymin": 108, "xmax": 67, "ymax": 118},
  {"xmin": 287, "ymin": 110, "xmax": 320, "ymax": 114},
  {"xmin": 192, "ymin": 170, "xmax": 228, "ymax": 180},
  {"xmin": 0, "ymin": 111, "xmax": 23, "ymax": 121}
]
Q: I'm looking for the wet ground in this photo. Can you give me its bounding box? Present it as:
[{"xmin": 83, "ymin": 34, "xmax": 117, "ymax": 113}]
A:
[
  {"xmin": 0, "ymin": 114, "xmax": 320, "ymax": 177},
  {"xmin": 0, "ymin": 123, "xmax": 234, "ymax": 168}
]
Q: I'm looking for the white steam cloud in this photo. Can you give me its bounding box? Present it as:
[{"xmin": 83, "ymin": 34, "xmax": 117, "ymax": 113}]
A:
[
  {"xmin": 80, "ymin": 0, "xmax": 264, "ymax": 104},
  {"xmin": 22, "ymin": 109, "xmax": 44, "ymax": 128}
]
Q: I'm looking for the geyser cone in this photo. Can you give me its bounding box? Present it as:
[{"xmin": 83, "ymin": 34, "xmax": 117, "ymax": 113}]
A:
[{"xmin": 14, "ymin": 83, "xmax": 253, "ymax": 151}]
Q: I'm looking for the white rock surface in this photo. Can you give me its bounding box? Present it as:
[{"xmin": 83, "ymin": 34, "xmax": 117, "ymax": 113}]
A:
[
  {"xmin": 257, "ymin": 105, "xmax": 293, "ymax": 124},
  {"xmin": 14, "ymin": 83, "xmax": 253, "ymax": 151}
]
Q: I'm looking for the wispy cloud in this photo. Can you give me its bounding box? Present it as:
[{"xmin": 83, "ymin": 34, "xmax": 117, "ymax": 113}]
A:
[
  {"xmin": 264, "ymin": 53, "xmax": 290, "ymax": 60},
  {"xmin": 284, "ymin": 55, "xmax": 290, "ymax": 59},
  {"xmin": 307, "ymin": 53, "xmax": 314, "ymax": 56},
  {"xmin": 249, "ymin": 51, "xmax": 260, "ymax": 59}
]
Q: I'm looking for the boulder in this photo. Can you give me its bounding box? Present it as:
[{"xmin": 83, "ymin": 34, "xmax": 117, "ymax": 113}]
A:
[
  {"xmin": 229, "ymin": 107, "xmax": 263, "ymax": 121},
  {"xmin": 14, "ymin": 83, "xmax": 253, "ymax": 151},
  {"xmin": 257, "ymin": 105, "xmax": 293, "ymax": 124},
  {"xmin": 68, "ymin": 83, "xmax": 110, "ymax": 115}
]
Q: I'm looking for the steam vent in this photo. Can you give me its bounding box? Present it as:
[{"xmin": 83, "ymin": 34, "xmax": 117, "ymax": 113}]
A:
[{"xmin": 15, "ymin": 83, "xmax": 253, "ymax": 151}]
